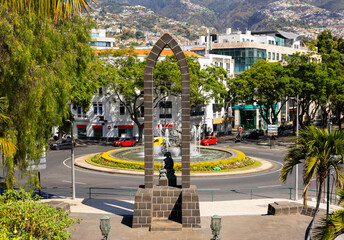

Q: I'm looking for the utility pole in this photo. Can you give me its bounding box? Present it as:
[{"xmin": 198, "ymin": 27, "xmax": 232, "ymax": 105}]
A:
[{"xmin": 295, "ymin": 94, "xmax": 299, "ymax": 201}]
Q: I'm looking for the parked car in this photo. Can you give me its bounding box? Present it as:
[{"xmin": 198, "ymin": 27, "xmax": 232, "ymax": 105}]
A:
[
  {"xmin": 154, "ymin": 137, "xmax": 164, "ymax": 146},
  {"xmin": 242, "ymin": 130, "xmax": 260, "ymax": 140},
  {"xmin": 50, "ymin": 139, "xmax": 75, "ymax": 150},
  {"xmin": 113, "ymin": 138, "xmax": 137, "ymax": 147},
  {"xmin": 200, "ymin": 136, "xmax": 218, "ymax": 146}
]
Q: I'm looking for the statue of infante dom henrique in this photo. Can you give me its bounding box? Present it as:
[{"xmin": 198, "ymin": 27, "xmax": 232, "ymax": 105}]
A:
[{"xmin": 159, "ymin": 152, "xmax": 177, "ymax": 187}]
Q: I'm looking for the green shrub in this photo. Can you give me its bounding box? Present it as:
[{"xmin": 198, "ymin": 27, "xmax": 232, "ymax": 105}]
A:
[
  {"xmin": 88, "ymin": 148, "xmax": 256, "ymax": 172},
  {"xmin": 0, "ymin": 190, "xmax": 76, "ymax": 240}
]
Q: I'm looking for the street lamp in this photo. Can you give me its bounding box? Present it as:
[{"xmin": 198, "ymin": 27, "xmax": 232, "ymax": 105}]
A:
[
  {"xmin": 100, "ymin": 216, "xmax": 111, "ymax": 240},
  {"xmin": 210, "ymin": 215, "xmax": 221, "ymax": 240},
  {"xmin": 295, "ymin": 94, "xmax": 299, "ymax": 201},
  {"xmin": 68, "ymin": 100, "xmax": 76, "ymax": 200}
]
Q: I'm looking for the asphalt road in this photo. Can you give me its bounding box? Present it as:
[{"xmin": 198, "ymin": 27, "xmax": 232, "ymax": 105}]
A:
[{"xmin": 39, "ymin": 140, "xmax": 316, "ymax": 201}]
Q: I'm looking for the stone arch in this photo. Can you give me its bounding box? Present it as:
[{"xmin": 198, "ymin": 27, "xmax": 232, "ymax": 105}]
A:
[{"xmin": 143, "ymin": 33, "xmax": 190, "ymax": 189}]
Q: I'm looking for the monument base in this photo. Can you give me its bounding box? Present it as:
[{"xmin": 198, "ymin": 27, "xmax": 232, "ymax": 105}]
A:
[{"xmin": 132, "ymin": 185, "xmax": 201, "ymax": 229}]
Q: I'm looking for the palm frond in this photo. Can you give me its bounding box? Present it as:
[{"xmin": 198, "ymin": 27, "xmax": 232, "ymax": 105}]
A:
[{"xmin": 0, "ymin": 137, "xmax": 16, "ymax": 156}]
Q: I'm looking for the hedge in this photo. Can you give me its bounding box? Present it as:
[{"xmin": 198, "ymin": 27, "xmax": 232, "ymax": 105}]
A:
[{"xmin": 90, "ymin": 148, "xmax": 249, "ymax": 172}]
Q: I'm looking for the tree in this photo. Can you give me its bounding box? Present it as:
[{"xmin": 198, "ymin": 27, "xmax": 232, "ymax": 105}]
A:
[
  {"xmin": 0, "ymin": 97, "xmax": 16, "ymax": 156},
  {"xmin": 284, "ymin": 54, "xmax": 335, "ymax": 129},
  {"xmin": 315, "ymin": 188, "xmax": 344, "ymax": 240},
  {"xmin": 0, "ymin": 4, "xmax": 99, "ymax": 188},
  {"xmin": 228, "ymin": 59, "xmax": 289, "ymax": 125},
  {"xmin": 0, "ymin": 0, "xmax": 94, "ymax": 23},
  {"xmin": 104, "ymin": 53, "xmax": 229, "ymax": 143},
  {"xmin": 280, "ymin": 126, "xmax": 344, "ymax": 239}
]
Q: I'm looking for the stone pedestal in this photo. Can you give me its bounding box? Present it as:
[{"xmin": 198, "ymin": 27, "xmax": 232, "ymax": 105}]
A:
[{"xmin": 132, "ymin": 185, "xmax": 201, "ymax": 229}]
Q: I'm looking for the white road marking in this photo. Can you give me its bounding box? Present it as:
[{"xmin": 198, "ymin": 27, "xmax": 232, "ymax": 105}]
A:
[
  {"xmin": 62, "ymin": 180, "xmax": 86, "ymax": 185},
  {"xmin": 120, "ymin": 186, "xmax": 138, "ymax": 189},
  {"xmin": 258, "ymin": 184, "xmax": 282, "ymax": 188},
  {"xmin": 62, "ymin": 157, "xmax": 143, "ymax": 178},
  {"xmin": 198, "ymin": 188, "xmax": 220, "ymax": 190}
]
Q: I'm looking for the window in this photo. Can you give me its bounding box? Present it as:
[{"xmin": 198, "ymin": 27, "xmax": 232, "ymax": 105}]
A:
[
  {"xmin": 276, "ymin": 53, "xmax": 280, "ymax": 60},
  {"xmin": 272, "ymin": 53, "xmax": 275, "ymax": 60},
  {"xmin": 91, "ymin": 32, "xmax": 100, "ymax": 37},
  {"xmin": 191, "ymin": 106, "xmax": 204, "ymax": 116},
  {"xmin": 268, "ymin": 52, "xmax": 271, "ymax": 60},
  {"xmin": 120, "ymin": 104, "xmax": 126, "ymax": 115},
  {"xmin": 93, "ymin": 103, "xmax": 103, "ymax": 115},
  {"xmin": 159, "ymin": 101, "xmax": 172, "ymax": 118},
  {"xmin": 77, "ymin": 106, "xmax": 87, "ymax": 118},
  {"xmin": 138, "ymin": 105, "xmax": 144, "ymax": 117},
  {"xmin": 213, "ymin": 103, "xmax": 222, "ymax": 113}
]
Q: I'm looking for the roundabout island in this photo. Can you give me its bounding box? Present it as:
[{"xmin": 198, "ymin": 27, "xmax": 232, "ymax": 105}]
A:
[{"xmin": 73, "ymin": 146, "xmax": 276, "ymax": 177}]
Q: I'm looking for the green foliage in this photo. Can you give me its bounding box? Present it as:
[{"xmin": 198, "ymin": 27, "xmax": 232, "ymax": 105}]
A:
[
  {"xmin": 280, "ymin": 126, "xmax": 344, "ymax": 207},
  {"xmin": 0, "ymin": 189, "xmax": 76, "ymax": 239},
  {"xmin": 229, "ymin": 59, "xmax": 288, "ymax": 124},
  {"xmin": 314, "ymin": 189, "xmax": 344, "ymax": 239},
  {"xmin": 89, "ymin": 148, "xmax": 253, "ymax": 172},
  {"xmin": 100, "ymin": 53, "xmax": 229, "ymax": 143},
  {"xmin": 0, "ymin": 9, "xmax": 99, "ymax": 188}
]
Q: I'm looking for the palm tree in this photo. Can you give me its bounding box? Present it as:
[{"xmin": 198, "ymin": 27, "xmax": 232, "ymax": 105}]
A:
[
  {"xmin": 314, "ymin": 188, "xmax": 344, "ymax": 239},
  {"xmin": 280, "ymin": 126, "xmax": 344, "ymax": 240},
  {"xmin": 0, "ymin": 97, "xmax": 16, "ymax": 156},
  {"xmin": 0, "ymin": 0, "xmax": 95, "ymax": 22}
]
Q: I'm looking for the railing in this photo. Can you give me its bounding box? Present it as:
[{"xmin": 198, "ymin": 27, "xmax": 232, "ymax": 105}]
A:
[{"xmin": 2, "ymin": 187, "xmax": 337, "ymax": 204}]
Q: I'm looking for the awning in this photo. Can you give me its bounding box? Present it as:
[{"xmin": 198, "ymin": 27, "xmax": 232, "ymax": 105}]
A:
[
  {"xmin": 77, "ymin": 125, "xmax": 87, "ymax": 128},
  {"xmin": 232, "ymin": 104, "xmax": 279, "ymax": 110},
  {"xmin": 118, "ymin": 125, "xmax": 134, "ymax": 129},
  {"xmin": 158, "ymin": 124, "xmax": 174, "ymax": 128},
  {"xmin": 92, "ymin": 125, "xmax": 103, "ymax": 129},
  {"xmin": 213, "ymin": 117, "xmax": 233, "ymax": 124}
]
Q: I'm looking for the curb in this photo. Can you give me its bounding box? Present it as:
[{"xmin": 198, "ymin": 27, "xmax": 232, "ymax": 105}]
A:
[{"xmin": 74, "ymin": 152, "xmax": 278, "ymax": 177}]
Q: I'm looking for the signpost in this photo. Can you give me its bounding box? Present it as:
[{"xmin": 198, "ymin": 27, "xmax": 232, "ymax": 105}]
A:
[
  {"xmin": 267, "ymin": 124, "xmax": 278, "ymax": 149},
  {"xmin": 27, "ymin": 146, "xmax": 46, "ymax": 196}
]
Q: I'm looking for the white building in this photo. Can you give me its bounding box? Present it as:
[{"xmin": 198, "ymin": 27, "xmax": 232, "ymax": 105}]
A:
[
  {"xmin": 71, "ymin": 49, "xmax": 234, "ymax": 140},
  {"xmin": 90, "ymin": 29, "xmax": 117, "ymax": 49}
]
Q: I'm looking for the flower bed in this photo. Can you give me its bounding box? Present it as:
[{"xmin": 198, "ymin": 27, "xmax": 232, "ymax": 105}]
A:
[{"xmin": 88, "ymin": 148, "xmax": 259, "ymax": 172}]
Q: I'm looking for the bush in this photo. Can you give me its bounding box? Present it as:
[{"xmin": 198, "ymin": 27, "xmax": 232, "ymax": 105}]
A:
[
  {"xmin": 89, "ymin": 148, "xmax": 252, "ymax": 172},
  {"xmin": 0, "ymin": 190, "xmax": 76, "ymax": 239}
]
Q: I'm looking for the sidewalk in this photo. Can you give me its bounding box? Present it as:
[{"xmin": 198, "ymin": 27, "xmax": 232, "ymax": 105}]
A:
[{"xmin": 42, "ymin": 198, "xmax": 341, "ymax": 240}]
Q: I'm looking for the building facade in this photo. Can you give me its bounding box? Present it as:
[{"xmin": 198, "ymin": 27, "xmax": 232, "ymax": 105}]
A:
[{"xmin": 70, "ymin": 49, "xmax": 234, "ymax": 140}]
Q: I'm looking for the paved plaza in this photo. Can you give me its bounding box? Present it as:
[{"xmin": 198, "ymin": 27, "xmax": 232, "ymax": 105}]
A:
[{"xmin": 41, "ymin": 197, "xmax": 340, "ymax": 240}]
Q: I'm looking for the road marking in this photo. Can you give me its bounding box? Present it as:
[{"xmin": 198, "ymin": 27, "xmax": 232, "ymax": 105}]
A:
[
  {"xmin": 62, "ymin": 180, "xmax": 86, "ymax": 185},
  {"xmin": 62, "ymin": 158, "xmax": 142, "ymax": 178},
  {"xmin": 258, "ymin": 184, "xmax": 281, "ymax": 188},
  {"xmin": 198, "ymin": 188, "xmax": 220, "ymax": 190},
  {"xmin": 120, "ymin": 186, "xmax": 138, "ymax": 189}
]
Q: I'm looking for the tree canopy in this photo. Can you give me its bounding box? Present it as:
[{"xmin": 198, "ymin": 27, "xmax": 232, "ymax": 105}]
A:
[
  {"xmin": 101, "ymin": 53, "xmax": 229, "ymax": 143},
  {"xmin": 0, "ymin": 3, "xmax": 99, "ymax": 188}
]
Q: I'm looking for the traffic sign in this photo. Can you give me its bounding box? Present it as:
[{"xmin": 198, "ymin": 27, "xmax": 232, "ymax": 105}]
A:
[
  {"xmin": 108, "ymin": 125, "xmax": 111, "ymax": 130},
  {"xmin": 267, "ymin": 124, "xmax": 278, "ymax": 136},
  {"xmin": 238, "ymin": 127, "xmax": 243, "ymax": 133}
]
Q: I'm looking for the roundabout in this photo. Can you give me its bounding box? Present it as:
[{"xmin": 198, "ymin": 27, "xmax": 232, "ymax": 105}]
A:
[{"xmin": 73, "ymin": 146, "xmax": 276, "ymax": 177}]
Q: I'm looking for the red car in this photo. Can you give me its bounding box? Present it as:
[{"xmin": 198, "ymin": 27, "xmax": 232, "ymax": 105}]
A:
[
  {"xmin": 200, "ymin": 136, "xmax": 218, "ymax": 146},
  {"xmin": 113, "ymin": 138, "xmax": 137, "ymax": 147}
]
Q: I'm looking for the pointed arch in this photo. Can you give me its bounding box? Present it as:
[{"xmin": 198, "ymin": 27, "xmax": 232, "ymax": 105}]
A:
[{"xmin": 143, "ymin": 33, "xmax": 190, "ymax": 188}]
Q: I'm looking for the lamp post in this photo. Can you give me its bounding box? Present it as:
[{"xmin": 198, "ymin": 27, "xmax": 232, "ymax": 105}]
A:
[
  {"xmin": 210, "ymin": 215, "xmax": 221, "ymax": 240},
  {"xmin": 100, "ymin": 216, "xmax": 111, "ymax": 240},
  {"xmin": 327, "ymin": 119, "xmax": 332, "ymax": 220},
  {"xmin": 68, "ymin": 101, "xmax": 76, "ymax": 200}
]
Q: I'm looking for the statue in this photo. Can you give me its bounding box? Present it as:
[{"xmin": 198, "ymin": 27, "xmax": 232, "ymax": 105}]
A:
[{"xmin": 159, "ymin": 152, "xmax": 177, "ymax": 187}]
